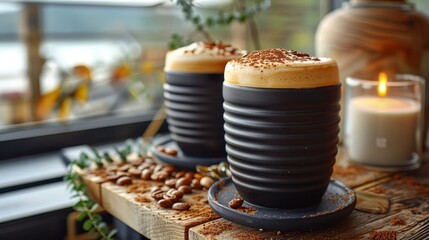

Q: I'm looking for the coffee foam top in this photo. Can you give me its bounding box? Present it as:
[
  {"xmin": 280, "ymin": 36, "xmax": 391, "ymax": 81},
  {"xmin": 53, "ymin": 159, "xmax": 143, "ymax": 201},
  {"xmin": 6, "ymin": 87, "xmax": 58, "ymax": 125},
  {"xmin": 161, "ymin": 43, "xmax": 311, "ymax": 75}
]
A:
[
  {"xmin": 164, "ymin": 41, "xmax": 246, "ymax": 73},
  {"xmin": 224, "ymin": 48, "xmax": 340, "ymax": 88}
]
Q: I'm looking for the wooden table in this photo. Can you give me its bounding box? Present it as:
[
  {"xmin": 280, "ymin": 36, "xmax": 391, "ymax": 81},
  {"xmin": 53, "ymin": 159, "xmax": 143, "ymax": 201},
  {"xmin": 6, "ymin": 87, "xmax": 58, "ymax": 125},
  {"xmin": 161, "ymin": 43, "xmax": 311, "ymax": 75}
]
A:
[{"xmin": 81, "ymin": 148, "xmax": 429, "ymax": 240}]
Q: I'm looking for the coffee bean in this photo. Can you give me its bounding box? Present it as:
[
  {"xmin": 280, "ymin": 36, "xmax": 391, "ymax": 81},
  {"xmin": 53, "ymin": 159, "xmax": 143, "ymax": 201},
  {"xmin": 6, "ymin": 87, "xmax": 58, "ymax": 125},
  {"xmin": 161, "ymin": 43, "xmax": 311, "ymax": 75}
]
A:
[
  {"xmin": 116, "ymin": 176, "xmax": 132, "ymax": 185},
  {"xmin": 172, "ymin": 190, "xmax": 183, "ymax": 199},
  {"xmin": 193, "ymin": 173, "xmax": 203, "ymax": 180},
  {"xmin": 151, "ymin": 172, "xmax": 169, "ymax": 181},
  {"xmin": 200, "ymin": 176, "xmax": 214, "ymax": 189},
  {"xmin": 106, "ymin": 173, "xmax": 123, "ymax": 182},
  {"xmin": 164, "ymin": 148, "xmax": 178, "ymax": 156},
  {"xmin": 137, "ymin": 162, "xmax": 155, "ymax": 171},
  {"xmin": 118, "ymin": 164, "xmax": 130, "ymax": 172},
  {"xmin": 154, "ymin": 164, "xmax": 164, "ymax": 173},
  {"xmin": 174, "ymin": 171, "xmax": 186, "ymax": 178},
  {"xmin": 191, "ymin": 179, "xmax": 202, "ymax": 190},
  {"xmin": 127, "ymin": 167, "xmax": 142, "ymax": 177},
  {"xmin": 165, "ymin": 179, "xmax": 177, "ymax": 188},
  {"xmin": 156, "ymin": 146, "xmax": 165, "ymax": 153},
  {"xmin": 178, "ymin": 185, "xmax": 192, "ymax": 194},
  {"xmin": 163, "ymin": 165, "xmax": 175, "ymax": 174},
  {"xmin": 150, "ymin": 186, "xmax": 161, "ymax": 193},
  {"xmin": 141, "ymin": 169, "xmax": 153, "ymax": 180},
  {"xmin": 184, "ymin": 172, "xmax": 194, "ymax": 179},
  {"xmin": 151, "ymin": 189, "xmax": 165, "ymax": 200},
  {"xmin": 163, "ymin": 190, "xmax": 183, "ymax": 202},
  {"xmin": 229, "ymin": 197, "xmax": 244, "ymax": 209},
  {"xmin": 158, "ymin": 199, "xmax": 173, "ymax": 208},
  {"xmin": 106, "ymin": 165, "xmax": 118, "ymax": 172},
  {"xmin": 172, "ymin": 202, "xmax": 190, "ymax": 211},
  {"xmin": 175, "ymin": 177, "xmax": 192, "ymax": 188}
]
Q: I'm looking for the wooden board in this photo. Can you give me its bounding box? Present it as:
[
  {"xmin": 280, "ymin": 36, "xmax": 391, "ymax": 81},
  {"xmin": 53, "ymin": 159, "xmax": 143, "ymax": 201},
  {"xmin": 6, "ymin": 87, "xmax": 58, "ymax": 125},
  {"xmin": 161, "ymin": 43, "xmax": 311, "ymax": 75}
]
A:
[
  {"xmin": 100, "ymin": 179, "xmax": 219, "ymax": 240},
  {"xmin": 79, "ymin": 147, "xmax": 429, "ymax": 239}
]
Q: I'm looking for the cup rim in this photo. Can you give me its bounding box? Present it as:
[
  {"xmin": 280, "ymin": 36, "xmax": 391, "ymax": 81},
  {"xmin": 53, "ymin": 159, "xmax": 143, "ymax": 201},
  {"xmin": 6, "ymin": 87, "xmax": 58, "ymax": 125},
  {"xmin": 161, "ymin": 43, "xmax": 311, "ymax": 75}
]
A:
[{"xmin": 346, "ymin": 74, "xmax": 425, "ymax": 88}]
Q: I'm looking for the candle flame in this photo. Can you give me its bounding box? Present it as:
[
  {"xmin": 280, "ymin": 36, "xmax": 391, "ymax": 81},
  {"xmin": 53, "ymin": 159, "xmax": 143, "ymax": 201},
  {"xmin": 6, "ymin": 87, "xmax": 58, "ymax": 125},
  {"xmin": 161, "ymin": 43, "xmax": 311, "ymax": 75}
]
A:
[{"xmin": 378, "ymin": 72, "xmax": 387, "ymax": 97}]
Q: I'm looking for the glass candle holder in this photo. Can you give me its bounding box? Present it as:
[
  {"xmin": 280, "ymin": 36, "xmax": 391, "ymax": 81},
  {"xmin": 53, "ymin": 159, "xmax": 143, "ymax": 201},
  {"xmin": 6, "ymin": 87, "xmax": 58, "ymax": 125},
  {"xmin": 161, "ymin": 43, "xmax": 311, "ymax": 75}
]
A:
[{"xmin": 344, "ymin": 74, "xmax": 425, "ymax": 171}]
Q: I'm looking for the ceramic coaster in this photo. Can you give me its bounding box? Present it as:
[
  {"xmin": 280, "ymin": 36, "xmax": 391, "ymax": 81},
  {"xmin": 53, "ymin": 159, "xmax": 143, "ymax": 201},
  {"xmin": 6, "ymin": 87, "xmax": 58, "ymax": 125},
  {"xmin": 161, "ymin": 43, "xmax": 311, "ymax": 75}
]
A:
[
  {"xmin": 208, "ymin": 177, "xmax": 356, "ymax": 231},
  {"xmin": 150, "ymin": 134, "xmax": 226, "ymax": 170}
]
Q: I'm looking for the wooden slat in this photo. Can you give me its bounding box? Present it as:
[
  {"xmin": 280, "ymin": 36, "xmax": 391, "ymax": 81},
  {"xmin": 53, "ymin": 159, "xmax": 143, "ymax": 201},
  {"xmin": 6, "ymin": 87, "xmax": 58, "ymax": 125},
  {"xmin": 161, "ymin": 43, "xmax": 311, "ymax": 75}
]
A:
[{"xmin": 100, "ymin": 179, "xmax": 219, "ymax": 240}]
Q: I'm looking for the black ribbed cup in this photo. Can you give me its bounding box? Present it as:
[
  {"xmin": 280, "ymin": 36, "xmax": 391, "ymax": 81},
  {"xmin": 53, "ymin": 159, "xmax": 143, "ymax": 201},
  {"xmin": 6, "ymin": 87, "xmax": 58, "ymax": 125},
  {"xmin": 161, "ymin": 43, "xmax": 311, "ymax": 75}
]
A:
[
  {"xmin": 223, "ymin": 82, "xmax": 341, "ymax": 209},
  {"xmin": 164, "ymin": 72, "xmax": 226, "ymax": 157}
]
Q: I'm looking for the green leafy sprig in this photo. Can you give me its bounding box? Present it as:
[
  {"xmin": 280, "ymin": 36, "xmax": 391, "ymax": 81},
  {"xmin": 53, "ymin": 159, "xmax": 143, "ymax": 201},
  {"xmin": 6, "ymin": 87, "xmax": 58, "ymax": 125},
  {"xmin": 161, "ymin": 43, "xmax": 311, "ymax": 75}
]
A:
[
  {"xmin": 64, "ymin": 139, "xmax": 149, "ymax": 240},
  {"xmin": 64, "ymin": 167, "xmax": 116, "ymax": 240},
  {"xmin": 169, "ymin": 0, "xmax": 271, "ymax": 49}
]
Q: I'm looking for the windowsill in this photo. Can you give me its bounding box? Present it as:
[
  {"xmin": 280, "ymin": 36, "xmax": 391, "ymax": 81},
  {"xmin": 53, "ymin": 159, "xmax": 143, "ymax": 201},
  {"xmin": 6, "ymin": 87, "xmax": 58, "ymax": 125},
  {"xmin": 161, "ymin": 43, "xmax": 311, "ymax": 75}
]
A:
[
  {"xmin": 0, "ymin": 152, "xmax": 66, "ymax": 191},
  {"xmin": 0, "ymin": 181, "xmax": 75, "ymax": 223}
]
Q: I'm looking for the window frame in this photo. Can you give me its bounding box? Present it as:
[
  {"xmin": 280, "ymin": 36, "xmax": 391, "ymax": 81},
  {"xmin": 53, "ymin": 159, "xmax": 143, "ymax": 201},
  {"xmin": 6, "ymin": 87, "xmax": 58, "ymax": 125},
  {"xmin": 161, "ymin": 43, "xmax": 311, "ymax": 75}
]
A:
[{"xmin": 0, "ymin": 110, "xmax": 168, "ymax": 160}]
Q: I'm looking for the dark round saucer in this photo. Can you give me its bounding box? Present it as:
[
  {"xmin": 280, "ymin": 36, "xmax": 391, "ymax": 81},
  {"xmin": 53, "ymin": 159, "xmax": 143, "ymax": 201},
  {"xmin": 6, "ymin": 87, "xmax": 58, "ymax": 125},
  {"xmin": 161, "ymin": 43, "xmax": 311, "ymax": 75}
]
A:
[
  {"xmin": 150, "ymin": 134, "xmax": 226, "ymax": 170},
  {"xmin": 208, "ymin": 177, "xmax": 356, "ymax": 231}
]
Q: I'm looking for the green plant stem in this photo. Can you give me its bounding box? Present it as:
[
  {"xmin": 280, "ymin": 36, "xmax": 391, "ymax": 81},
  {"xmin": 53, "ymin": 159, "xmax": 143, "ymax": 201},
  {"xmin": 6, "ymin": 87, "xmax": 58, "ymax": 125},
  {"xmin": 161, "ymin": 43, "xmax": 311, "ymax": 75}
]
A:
[{"xmin": 78, "ymin": 193, "xmax": 110, "ymax": 239}]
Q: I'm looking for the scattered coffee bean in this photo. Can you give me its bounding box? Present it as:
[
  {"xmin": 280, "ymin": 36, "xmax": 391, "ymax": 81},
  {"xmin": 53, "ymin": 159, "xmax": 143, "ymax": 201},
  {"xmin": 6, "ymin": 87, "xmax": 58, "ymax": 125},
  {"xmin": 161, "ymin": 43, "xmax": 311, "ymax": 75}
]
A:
[
  {"xmin": 116, "ymin": 176, "xmax": 132, "ymax": 185},
  {"xmin": 150, "ymin": 186, "xmax": 161, "ymax": 193},
  {"xmin": 165, "ymin": 179, "xmax": 177, "ymax": 188},
  {"xmin": 184, "ymin": 172, "xmax": 194, "ymax": 179},
  {"xmin": 141, "ymin": 169, "xmax": 153, "ymax": 180},
  {"xmin": 175, "ymin": 171, "xmax": 186, "ymax": 178},
  {"xmin": 172, "ymin": 202, "xmax": 190, "ymax": 211},
  {"xmin": 151, "ymin": 189, "xmax": 165, "ymax": 200},
  {"xmin": 229, "ymin": 197, "xmax": 244, "ymax": 209},
  {"xmin": 191, "ymin": 178, "xmax": 202, "ymax": 190},
  {"xmin": 158, "ymin": 199, "xmax": 173, "ymax": 208},
  {"xmin": 200, "ymin": 176, "xmax": 214, "ymax": 189},
  {"xmin": 156, "ymin": 146, "xmax": 165, "ymax": 153},
  {"xmin": 175, "ymin": 177, "xmax": 192, "ymax": 188},
  {"xmin": 193, "ymin": 173, "xmax": 203, "ymax": 180},
  {"xmin": 154, "ymin": 164, "xmax": 164, "ymax": 173},
  {"xmin": 152, "ymin": 171, "xmax": 169, "ymax": 181},
  {"xmin": 178, "ymin": 185, "xmax": 192, "ymax": 194},
  {"xmin": 106, "ymin": 165, "xmax": 118, "ymax": 172},
  {"xmin": 106, "ymin": 174, "xmax": 121, "ymax": 182},
  {"xmin": 163, "ymin": 189, "xmax": 183, "ymax": 202},
  {"xmin": 164, "ymin": 148, "xmax": 178, "ymax": 156},
  {"xmin": 118, "ymin": 164, "xmax": 130, "ymax": 172},
  {"xmin": 128, "ymin": 167, "xmax": 142, "ymax": 177},
  {"xmin": 163, "ymin": 165, "xmax": 175, "ymax": 174}
]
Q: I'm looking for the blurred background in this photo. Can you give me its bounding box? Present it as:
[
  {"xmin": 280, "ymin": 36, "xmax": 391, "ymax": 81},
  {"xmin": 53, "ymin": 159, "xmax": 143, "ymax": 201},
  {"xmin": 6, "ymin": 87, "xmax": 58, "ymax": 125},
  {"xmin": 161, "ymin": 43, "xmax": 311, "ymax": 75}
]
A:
[{"xmin": 0, "ymin": 0, "xmax": 428, "ymax": 239}]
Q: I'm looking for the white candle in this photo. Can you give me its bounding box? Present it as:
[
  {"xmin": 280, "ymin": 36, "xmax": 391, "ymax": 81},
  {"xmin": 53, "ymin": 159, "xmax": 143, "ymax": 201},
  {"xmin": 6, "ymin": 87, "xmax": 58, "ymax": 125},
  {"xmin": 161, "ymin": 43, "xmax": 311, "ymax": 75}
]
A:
[{"xmin": 346, "ymin": 96, "xmax": 420, "ymax": 166}]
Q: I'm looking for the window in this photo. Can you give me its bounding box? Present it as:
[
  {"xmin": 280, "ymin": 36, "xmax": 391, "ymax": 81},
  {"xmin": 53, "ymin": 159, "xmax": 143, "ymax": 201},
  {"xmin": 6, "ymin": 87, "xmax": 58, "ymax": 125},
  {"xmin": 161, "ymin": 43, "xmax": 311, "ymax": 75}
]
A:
[{"xmin": 5, "ymin": 0, "xmax": 427, "ymax": 159}]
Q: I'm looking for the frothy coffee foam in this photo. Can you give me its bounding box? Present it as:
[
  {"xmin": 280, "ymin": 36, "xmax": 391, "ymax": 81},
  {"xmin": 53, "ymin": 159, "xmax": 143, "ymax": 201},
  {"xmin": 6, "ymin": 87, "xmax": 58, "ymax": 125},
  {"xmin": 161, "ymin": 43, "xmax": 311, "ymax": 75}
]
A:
[
  {"xmin": 164, "ymin": 41, "xmax": 246, "ymax": 73},
  {"xmin": 224, "ymin": 48, "xmax": 339, "ymax": 88}
]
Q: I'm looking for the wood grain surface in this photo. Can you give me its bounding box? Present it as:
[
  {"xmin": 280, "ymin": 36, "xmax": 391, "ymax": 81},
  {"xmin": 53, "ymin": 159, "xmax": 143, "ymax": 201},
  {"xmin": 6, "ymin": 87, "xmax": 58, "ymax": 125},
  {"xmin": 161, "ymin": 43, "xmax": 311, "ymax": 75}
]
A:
[{"xmin": 80, "ymin": 148, "xmax": 429, "ymax": 240}]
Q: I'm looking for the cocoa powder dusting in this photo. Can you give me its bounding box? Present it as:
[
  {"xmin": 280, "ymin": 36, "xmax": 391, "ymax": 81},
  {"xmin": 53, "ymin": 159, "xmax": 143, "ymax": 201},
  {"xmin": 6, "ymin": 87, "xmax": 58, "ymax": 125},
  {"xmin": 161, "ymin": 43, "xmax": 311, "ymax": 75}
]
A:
[
  {"xmin": 126, "ymin": 181, "xmax": 152, "ymax": 194},
  {"xmin": 231, "ymin": 232, "xmax": 267, "ymax": 240},
  {"xmin": 197, "ymin": 222, "xmax": 235, "ymax": 237},
  {"xmin": 233, "ymin": 48, "xmax": 320, "ymax": 69},
  {"xmin": 390, "ymin": 217, "xmax": 406, "ymax": 226},
  {"xmin": 369, "ymin": 230, "xmax": 397, "ymax": 240},
  {"xmin": 393, "ymin": 175, "xmax": 429, "ymax": 196},
  {"xmin": 237, "ymin": 206, "xmax": 258, "ymax": 215}
]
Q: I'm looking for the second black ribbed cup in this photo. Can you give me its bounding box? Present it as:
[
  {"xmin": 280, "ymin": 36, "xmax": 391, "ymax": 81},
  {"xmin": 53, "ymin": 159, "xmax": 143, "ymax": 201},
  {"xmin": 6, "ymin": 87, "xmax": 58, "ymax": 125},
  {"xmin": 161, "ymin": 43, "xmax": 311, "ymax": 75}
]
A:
[{"xmin": 164, "ymin": 41, "xmax": 245, "ymax": 158}]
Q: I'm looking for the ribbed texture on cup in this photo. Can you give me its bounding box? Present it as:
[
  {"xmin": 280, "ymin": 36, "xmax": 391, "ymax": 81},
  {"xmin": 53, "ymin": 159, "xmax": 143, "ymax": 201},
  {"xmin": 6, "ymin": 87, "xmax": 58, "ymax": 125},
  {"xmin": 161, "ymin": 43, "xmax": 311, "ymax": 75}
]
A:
[
  {"xmin": 223, "ymin": 82, "xmax": 341, "ymax": 209},
  {"xmin": 164, "ymin": 72, "xmax": 226, "ymax": 157}
]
